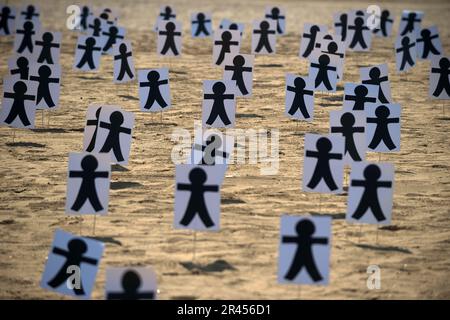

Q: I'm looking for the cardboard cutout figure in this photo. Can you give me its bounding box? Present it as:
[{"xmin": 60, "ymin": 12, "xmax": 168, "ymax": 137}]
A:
[
  {"xmin": 157, "ymin": 20, "xmax": 182, "ymax": 57},
  {"xmin": 223, "ymin": 53, "xmax": 254, "ymax": 97},
  {"xmin": 29, "ymin": 63, "xmax": 61, "ymax": 109},
  {"xmin": 395, "ymin": 35, "xmax": 416, "ymax": 72},
  {"xmin": 342, "ymin": 83, "xmax": 378, "ymax": 111},
  {"xmin": 138, "ymin": 68, "xmax": 171, "ymax": 111},
  {"xmin": 202, "ymin": 80, "xmax": 236, "ymax": 128},
  {"xmin": 14, "ymin": 19, "xmax": 39, "ymax": 56},
  {"xmin": 360, "ymin": 64, "xmax": 393, "ymax": 103},
  {"xmin": 105, "ymin": 267, "xmax": 157, "ymax": 300},
  {"xmin": 299, "ymin": 23, "xmax": 328, "ymax": 59},
  {"xmin": 333, "ymin": 12, "xmax": 348, "ymax": 42},
  {"xmin": 373, "ymin": 9, "xmax": 394, "ymax": 37},
  {"xmin": 213, "ymin": 29, "xmax": 241, "ymax": 67},
  {"xmin": 429, "ymin": 56, "xmax": 450, "ymax": 99},
  {"xmin": 309, "ymin": 53, "xmax": 338, "ymax": 92},
  {"xmin": 366, "ymin": 104, "xmax": 401, "ymax": 152},
  {"xmin": 8, "ymin": 55, "xmax": 30, "ymax": 80},
  {"xmin": 34, "ymin": 31, "xmax": 61, "ymax": 64},
  {"xmin": 346, "ymin": 10, "xmax": 372, "ymax": 51},
  {"xmin": 73, "ymin": 35, "xmax": 105, "ymax": 71},
  {"xmin": 265, "ymin": 6, "xmax": 286, "ymax": 35},
  {"xmin": 398, "ymin": 10, "xmax": 423, "ymax": 37},
  {"xmin": 0, "ymin": 5, "xmax": 16, "ymax": 35},
  {"xmin": 191, "ymin": 12, "xmax": 212, "ymax": 38},
  {"xmin": 416, "ymin": 26, "xmax": 442, "ymax": 60},
  {"xmin": 285, "ymin": 74, "xmax": 315, "ymax": 121},
  {"xmin": 113, "ymin": 40, "xmax": 135, "ymax": 83},
  {"xmin": 251, "ymin": 19, "xmax": 276, "ymax": 55},
  {"xmin": 101, "ymin": 25, "xmax": 125, "ymax": 54}
]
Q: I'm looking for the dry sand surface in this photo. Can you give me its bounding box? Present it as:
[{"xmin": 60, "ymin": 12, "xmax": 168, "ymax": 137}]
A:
[{"xmin": 0, "ymin": 0, "xmax": 450, "ymax": 299}]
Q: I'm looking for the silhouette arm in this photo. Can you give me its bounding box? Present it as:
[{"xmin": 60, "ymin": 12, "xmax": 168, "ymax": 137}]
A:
[
  {"xmin": 224, "ymin": 65, "xmax": 234, "ymax": 71},
  {"xmin": 223, "ymin": 94, "xmax": 234, "ymax": 100},
  {"xmin": 29, "ymin": 76, "xmax": 39, "ymax": 81},
  {"xmin": 312, "ymin": 237, "xmax": 328, "ymax": 244},
  {"xmin": 69, "ymin": 170, "xmax": 84, "ymax": 178},
  {"xmin": 3, "ymin": 92, "xmax": 16, "ymax": 99},
  {"xmin": 366, "ymin": 117, "xmax": 378, "ymax": 123},
  {"xmin": 353, "ymin": 127, "xmax": 365, "ymax": 133},
  {"xmin": 328, "ymin": 153, "xmax": 343, "ymax": 160},
  {"xmin": 305, "ymin": 150, "xmax": 319, "ymax": 158},
  {"xmin": 99, "ymin": 121, "xmax": 111, "ymax": 129},
  {"xmin": 377, "ymin": 181, "xmax": 392, "ymax": 188},
  {"xmin": 52, "ymin": 247, "xmax": 69, "ymax": 257},
  {"xmin": 49, "ymin": 78, "xmax": 60, "ymax": 83},
  {"xmin": 386, "ymin": 118, "xmax": 399, "ymax": 124},
  {"xmin": 351, "ymin": 179, "xmax": 366, "ymax": 187},
  {"xmin": 94, "ymin": 171, "xmax": 109, "ymax": 178},
  {"xmin": 281, "ymin": 236, "xmax": 298, "ymax": 243},
  {"xmin": 203, "ymin": 185, "xmax": 219, "ymax": 192},
  {"xmin": 158, "ymin": 79, "xmax": 168, "ymax": 85},
  {"xmin": 204, "ymin": 94, "xmax": 215, "ymax": 100},
  {"xmin": 330, "ymin": 126, "xmax": 343, "ymax": 133},
  {"xmin": 119, "ymin": 127, "xmax": 132, "ymax": 134},
  {"xmin": 81, "ymin": 256, "xmax": 98, "ymax": 265},
  {"xmin": 177, "ymin": 183, "xmax": 192, "ymax": 191},
  {"xmin": 286, "ymin": 86, "xmax": 296, "ymax": 93}
]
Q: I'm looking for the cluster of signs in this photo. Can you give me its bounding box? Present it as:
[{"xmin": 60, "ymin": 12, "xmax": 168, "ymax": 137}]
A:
[{"xmin": 0, "ymin": 4, "xmax": 449, "ymax": 298}]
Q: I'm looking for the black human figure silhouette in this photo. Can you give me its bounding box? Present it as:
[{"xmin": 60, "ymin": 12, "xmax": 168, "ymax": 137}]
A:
[
  {"xmin": 331, "ymin": 112, "xmax": 364, "ymax": 161},
  {"xmin": 282, "ymin": 219, "xmax": 328, "ymax": 282},
  {"xmin": 254, "ymin": 21, "xmax": 275, "ymax": 53},
  {"xmin": 159, "ymin": 22, "xmax": 181, "ymax": 55},
  {"xmin": 10, "ymin": 56, "xmax": 29, "ymax": 80},
  {"xmin": 265, "ymin": 7, "xmax": 285, "ymax": 34},
  {"xmin": 301, "ymin": 25, "xmax": 320, "ymax": 58},
  {"xmin": 29, "ymin": 65, "xmax": 59, "ymax": 108},
  {"xmin": 367, "ymin": 105, "xmax": 399, "ymax": 150},
  {"xmin": 205, "ymin": 82, "xmax": 234, "ymax": 126},
  {"xmin": 140, "ymin": 70, "xmax": 168, "ymax": 109},
  {"xmin": 47, "ymin": 238, "xmax": 98, "ymax": 295},
  {"xmin": 160, "ymin": 6, "xmax": 175, "ymax": 20},
  {"xmin": 431, "ymin": 57, "xmax": 450, "ymax": 97},
  {"xmin": 107, "ymin": 270, "xmax": 155, "ymax": 300},
  {"xmin": 114, "ymin": 43, "xmax": 134, "ymax": 81},
  {"xmin": 374, "ymin": 10, "xmax": 393, "ymax": 37},
  {"xmin": 3, "ymin": 81, "xmax": 35, "ymax": 126},
  {"xmin": 348, "ymin": 17, "xmax": 369, "ymax": 49},
  {"xmin": 396, "ymin": 36, "xmax": 415, "ymax": 71},
  {"xmin": 362, "ymin": 67, "xmax": 389, "ymax": 103},
  {"xmin": 76, "ymin": 37, "xmax": 101, "ymax": 70},
  {"xmin": 16, "ymin": 21, "xmax": 35, "ymax": 54},
  {"xmin": 214, "ymin": 31, "xmax": 239, "ymax": 65},
  {"xmin": 192, "ymin": 13, "xmax": 211, "ymax": 37},
  {"xmin": 286, "ymin": 77, "xmax": 313, "ymax": 118},
  {"xmin": 21, "ymin": 5, "xmax": 38, "ymax": 20},
  {"xmin": 177, "ymin": 167, "xmax": 219, "ymax": 228},
  {"xmin": 351, "ymin": 164, "xmax": 392, "ymax": 221},
  {"xmin": 321, "ymin": 41, "xmax": 344, "ymax": 58},
  {"xmin": 334, "ymin": 13, "xmax": 348, "ymax": 42},
  {"xmin": 345, "ymin": 85, "xmax": 376, "ymax": 111},
  {"xmin": 86, "ymin": 107, "xmax": 102, "ymax": 152},
  {"xmin": 99, "ymin": 111, "xmax": 132, "ymax": 162},
  {"xmin": 417, "ymin": 29, "xmax": 441, "ymax": 59},
  {"xmin": 102, "ymin": 26, "xmax": 124, "ymax": 52},
  {"xmin": 311, "ymin": 55, "xmax": 336, "ymax": 90},
  {"xmin": 35, "ymin": 32, "xmax": 59, "ymax": 64},
  {"xmin": 69, "ymin": 154, "xmax": 109, "ymax": 212},
  {"xmin": 224, "ymin": 55, "xmax": 252, "ymax": 95},
  {"xmin": 88, "ymin": 18, "xmax": 102, "ymax": 37},
  {"xmin": 306, "ymin": 137, "xmax": 342, "ymax": 191},
  {"xmin": 400, "ymin": 12, "xmax": 421, "ymax": 36},
  {"xmin": 80, "ymin": 6, "xmax": 90, "ymax": 30},
  {"xmin": 0, "ymin": 6, "xmax": 15, "ymax": 35},
  {"xmin": 194, "ymin": 134, "xmax": 229, "ymax": 165}
]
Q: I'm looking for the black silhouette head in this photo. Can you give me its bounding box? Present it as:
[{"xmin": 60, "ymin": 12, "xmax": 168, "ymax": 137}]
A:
[
  {"xmin": 147, "ymin": 70, "xmax": 160, "ymax": 82},
  {"xmin": 121, "ymin": 270, "xmax": 142, "ymax": 293},
  {"xmin": 354, "ymin": 17, "xmax": 364, "ymax": 26},
  {"xmin": 85, "ymin": 37, "xmax": 96, "ymax": 46},
  {"xmin": 221, "ymin": 31, "xmax": 232, "ymax": 41},
  {"xmin": 164, "ymin": 6, "xmax": 172, "ymax": 15},
  {"xmin": 38, "ymin": 65, "xmax": 52, "ymax": 78},
  {"xmin": 82, "ymin": 6, "xmax": 89, "ymax": 15},
  {"xmin": 100, "ymin": 12, "xmax": 109, "ymax": 20},
  {"xmin": 110, "ymin": 111, "xmax": 124, "ymax": 125},
  {"xmin": 401, "ymin": 36, "xmax": 410, "ymax": 46},
  {"xmin": 104, "ymin": 8, "xmax": 112, "ymax": 13},
  {"xmin": 369, "ymin": 67, "xmax": 381, "ymax": 79},
  {"xmin": 27, "ymin": 5, "xmax": 36, "ymax": 15},
  {"xmin": 324, "ymin": 34, "xmax": 333, "ymax": 40},
  {"xmin": 81, "ymin": 154, "xmax": 99, "ymax": 172},
  {"xmin": 340, "ymin": 13, "xmax": 347, "ymax": 23},
  {"xmin": 271, "ymin": 7, "xmax": 280, "ymax": 18},
  {"xmin": 439, "ymin": 57, "xmax": 449, "ymax": 69},
  {"xmin": 408, "ymin": 12, "xmax": 417, "ymax": 20},
  {"xmin": 316, "ymin": 137, "xmax": 332, "ymax": 152},
  {"xmin": 356, "ymin": 10, "xmax": 364, "ymax": 16},
  {"xmin": 355, "ymin": 85, "xmax": 368, "ymax": 97},
  {"xmin": 260, "ymin": 20, "xmax": 270, "ymax": 30},
  {"xmin": 310, "ymin": 25, "xmax": 320, "ymax": 34},
  {"xmin": 327, "ymin": 41, "xmax": 338, "ymax": 54},
  {"xmin": 296, "ymin": 219, "xmax": 315, "ymax": 236},
  {"xmin": 340, "ymin": 112, "xmax": 356, "ymax": 127},
  {"xmin": 67, "ymin": 239, "xmax": 88, "ymax": 255},
  {"xmin": 318, "ymin": 54, "xmax": 330, "ymax": 65},
  {"xmin": 109, "ymin": 26, "xmax": 118, "ymax": 35},
  {"xmin": 375, "ymin": 105, "xmax": 390, "ymax": 118},
  {"xmin": 229, "ymin": 23, "xmax": 238, "ymax": 31},
  {"xmin": 23, "ymin": 21, "xmax": 33, "ymax": 31},
  {"xmin": 294, "ymin": 77, "xmax": 306, "ymax": 89},
  {"xmin": 17, "ymin": 56, "xmax": 29, "ymax": 68},
  {"xmin": 165, "ymin": 21, "xmax": 176, "ymax": 32},
  {"xmin": 381, "ymin": 10, "xmax": 390, "ymax": 18},
  {"xmin": 2, "ymin": 6, "xmax": 10, "ymax": 15},
  {"xmin": 93, "ymin": 18, "xmax": 101, "ymax": 27},
  {"xmin": 212, "ymin": 82, "xmax": 226, "ymax": 94},
  {"xmin": 363, "ymin": 164, "xmax": 381, "ymax": 180},
  {"xmin": 420, "ymin": 29, "xmax": 430, "ymax": 38},
  {"xmin": 197, "ymin": 13, "xmax": 205, "ymax": 21},
  {"xmin": 42, "ymin": 32, "xmax": 54, "ymax": 43},
  {"xmin": 13, "ymin": 81, "xmax": 27, "ymax": 94},
  {"xmin": 233, "ymin": 55, "xmax": 245, "ymax": 67},
  {"xmin": 119, "ymin": 43, "xmax": 127, "ymax": 54},
  {"xmin": 189, "ymin": 167, "xmax": 207, "ymax": 184}
]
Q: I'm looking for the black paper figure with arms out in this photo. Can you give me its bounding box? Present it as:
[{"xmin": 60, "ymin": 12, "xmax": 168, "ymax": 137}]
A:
[
  {"xmin": 177, "ymin": 168, "xmax": 218, "ymax": 228},
  {"xmin": 306, "ymin": 137, "xmax": 342, "ymax": 190},
  {"xmin": 322, "ymin": 41, "xmax": 344, "ymax": 58},
  {"xmin": 396, "ymin": 36, "xmax": 415, "ymax": 71},
  {"xmin": 77, "ymin": 37, "xmax": 101, "ymax": 70},
  {"xmin": 107, "ymin": 270, "xmax": 154, "ymax": 300},
  {"xmin": 69, "ymin": 154, "xmax": 109, "ymax": 212},
  {"xmin": 10, "ymin": 57, "xmax": 29, "ymax": 80},
  {"xmin": 431, "ymin": 57, "xmax": 450, "ymax": 97},
  {"xmin": 224, "ymin": 55, "xmax": 252, "ymax": 95},
  {"xmin": 193, "ymin": 13, "xmax": 210, "ymax": 36},
  {"xmin": 417, "ymin": 29, "xmax": 441, "ymax": 59},
  {"xmin": 348, "ymin": 17, "xmax": 369, "ymax": 49},
  {"xmin": 311, "ymin": 55, "xmax": 336, "ymax": 90},
  {"xmin": 362, "ymin": 67, "xmax": 389, "ymax": 103},
  {"xmin": 205, "ymin": 82, "xmax": 234, "ymax": 126},
  {"xmin": 215, "ymin": 31, "xmax": 238, "ymax": 65},
  {"xmin": 86, "ymin": 107, "xmax": 102, "ymax": 152},
  {"xmin": 80, "ymin": 6, "xmax": 90, "ymax": 30},
  {"xmin": 89, "ymin": 18, "xmax": 102, "ymax": 37},
  {"xmin": 99, "ymin": 111, "xmax": 131, "ymax": 162},
  {"xmin": 331, "ymin": 112, "xmax": 364, "ymax": 161},
  {"xmin": 367, "ymin": 105, "xmax": 399, "ymax": 150},
  {"xmin": 17, "ymin": 21, "xmax": 35, "ymax": 54},
  {"xmin": 115, "ymin": 43, "xmax": 133, "ymax": 81},
  {"xmin": 0, "ymin": 7, "xmax": 15, "ymax": 35},
  {"xmin": 3, "ymin": 81, "xmax": 35, "ymax": 126},
  {"xmin": 21, "ymin": 5, "xmax": 38, "ymax": 20},
  {"xmin": 140, "ymin": 71, "xmax": 168, "ymax": 109},
  {"xmin": 375, "ymin": 10, "xmax": 393, "ymax": 36},
  {"xmin": 400, "ymin": 12, "xmax": 420, "ymax": 36},
  {"xmin": 35, "ymin": 32, "xmax": 59, "ymax": 64},
  {"xmin": 302, "ymin": 25, "xmax": 320, "ymax": 58},
  {"xmin": 351, "ymin": 164, "xmax": 392, "ymax": 221},
  {"xmin": 47, "ymin": 238, "xmax": 98, "ymax": 295},
  {"xmin": 345, "ymin": 85, "xmax": 376, "ymax": 111},
  {"xmin": 160, "ymin": 6, "xmax": 175, "ymax": 20},
  {"xmin": 265, "ymin": 7, "xmax": 284, "ymax": 34},
  {"xmin": 160, "ymin": 22, "xmax": 181, "ymax": 55},
  {"xmin": 287, "ymin": 77, "xmax": 313, "ymax": 118},
  {"xmin": 103, "ymin": 26, "xmax": 124, "ymax": 52},
  {"xmin": 30, "ymin": 65, "xmax": 59, "ymax": 108},
  {"xmin": 254, "ymin": 21, "xmax": 275, "ymax": 53},
  {"xmin": 194, "ymin": 135, "xmax": 229, "ymax": 165},
  {"xmin": 282, "ymin": 219, "xmax": 328, "ymax": 282},
  {"xmin": 335, "ymin": 13, "xmax": 347, "ymax": 42}
]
